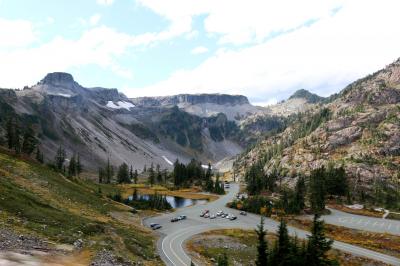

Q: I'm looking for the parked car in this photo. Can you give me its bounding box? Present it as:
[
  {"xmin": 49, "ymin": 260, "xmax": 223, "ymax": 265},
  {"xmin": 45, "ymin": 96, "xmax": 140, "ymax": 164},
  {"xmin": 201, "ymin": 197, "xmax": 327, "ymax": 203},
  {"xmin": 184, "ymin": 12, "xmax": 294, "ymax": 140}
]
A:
[
  {"xmin": 152, "ymin": 224, "xmax": 162, "ymax": 230},
  {"xmin": 216, "ymin": 211, "xmax": 223, "ymax": 216},
  {"xmin": 204, "ymin": 213, "xmax": 210, "ymax": 218},
  {"xmin": 240, "ymin": 211, "xmax": 247, "ymax": 216},
  {"xmin": 210, "ymin": 214, "xmax": 216, "ymax": 219},
  {"xmin": 150, "ymin": 223, "xmax": 159, "ymax": 228},
  {"xmin": 225, "ymin": 214, "xmax": 232, "ymax": 219},
  {"xmin": 171, "ymin": 217, "xmax": 179, "ymax": 222},
  {"xmin": 229, "ymin": 216, "xmax": 237, "ymax": 221},
  {"xmin": 200, "ymin": 210, "xmax": 209, "ymax": 217},
  {"xmin": 178, "ymin": 215, "xmax": 187, "ymax": 220},
  {"xmin": 221, "ymin": 213, "xmax": 227, "ymax": 218}
]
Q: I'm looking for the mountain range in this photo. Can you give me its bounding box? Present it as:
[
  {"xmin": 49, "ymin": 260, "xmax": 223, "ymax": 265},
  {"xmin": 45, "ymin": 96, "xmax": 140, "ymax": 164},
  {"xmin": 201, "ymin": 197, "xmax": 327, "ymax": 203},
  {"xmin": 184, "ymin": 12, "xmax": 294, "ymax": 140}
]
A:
[
  {"xmin": 0, "ymin": 73, "xmax": 318, "ymax": 171},
  {"xmin": 237, "ymin": 58, "xmax": 400, "ymax": 201}
]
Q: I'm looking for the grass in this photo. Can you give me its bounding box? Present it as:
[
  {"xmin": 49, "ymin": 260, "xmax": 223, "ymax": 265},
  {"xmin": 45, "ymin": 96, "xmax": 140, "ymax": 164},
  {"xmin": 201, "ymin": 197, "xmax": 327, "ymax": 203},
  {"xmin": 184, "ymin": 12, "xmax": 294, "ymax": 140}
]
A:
[
  {"xmin": 0, "ymin": 152, "xmax": 161, "ymax": 264},
  {"xmin": 187, "ymin": 228, "xmax": 389, "ymax": 266},
  {"xmin": 119, "ymin": 184, "xmax": 219, "ymax": 201}
]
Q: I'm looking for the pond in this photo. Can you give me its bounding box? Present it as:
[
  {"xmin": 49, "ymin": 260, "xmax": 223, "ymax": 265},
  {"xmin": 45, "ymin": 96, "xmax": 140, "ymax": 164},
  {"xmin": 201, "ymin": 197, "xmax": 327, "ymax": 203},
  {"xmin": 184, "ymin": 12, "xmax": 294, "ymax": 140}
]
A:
[{"xmin": 128, "ymin": 194, "xmax": 207, "ymax": 208}]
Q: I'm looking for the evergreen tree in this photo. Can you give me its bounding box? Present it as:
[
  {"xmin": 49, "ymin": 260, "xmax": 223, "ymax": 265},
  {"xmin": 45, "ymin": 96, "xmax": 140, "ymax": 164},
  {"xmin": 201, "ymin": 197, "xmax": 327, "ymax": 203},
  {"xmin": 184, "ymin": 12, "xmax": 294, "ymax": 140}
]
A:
[
  {"xmin": 246, "ymin": 163, "xmax": 263, "ymax": 195},
  {"xmin": 325, "ymin": 164, "xmax": 347, "ymax": 196},
  {"xmin": 105, "ymin": 158, "xmax": 114, "ymax": 183},
  {"xmin": 213, "ymin": 173, "xmax": 225, "ymax": 194},
  {"xmin": 6, "ymin": 118, "xmax": 14, "ymax": 149},
  {"xmin": 294, "ymin": 176, "xmax": 306, "ymax": 212},
  {"xmin": 156, "ymin": 164, "xmax": 162, "ymax": 182},
  {"xmin": 309, "ymin": 167, "xmax": 326, "ymax": 214},
  {"xmin": 55, "ymin": 146, "xmax": 66, "ymax": 171},
  {"xmin": 162, "ymin": 169, "xmax": 168, "ymax": 184},
  {"xmin": 35, "ymin": 148, "xmax": 44, "ymax": 163},
  {"xmin": 134, "ymin": 169, "xmax": 138, "ymax": 184},
  {"xmin": 68, "ymin": 154, "xmax": 77, "ymax": 177},
  {"xmin": 217, "ymin": 252, "xmax": 229, "ymax": 266},
  {"xmin": 98, "ymin": 167, "xmax": 104, "ymax": 183},
  {"xmin": 149, "ymin": 163, "xmax": 155, "ymax": 186},
  {"xmin": 204, "ymin": 163, "xmax": 214, "ymax": 192},
  {"xmin": 21, "ymin": 126, "xmax": 37, "ymax": 155},
  {"xmin": 117, "ymin": 163, "xmax": 130, "ymax": 184},
  {"xmin": 305, "ymin": 215, "xmax": 334, "ymax": 266},
  {"xmin": 13, "ymin": 121, "xmax": 21, "ymax": 154},
  {"xmin": 255, "ymin": 217, "xmax": 269, "ymax": 266},
  {"xmin": 76, "ymin": 154, "xmax": 82, "ymax": 175},
  {"xmin": 129, "ymin": 165, "xmax": 133, "ymax": 181},
  {"xmin": 271, "ymin": 219, "xmax": 291, "ymax": 265}
]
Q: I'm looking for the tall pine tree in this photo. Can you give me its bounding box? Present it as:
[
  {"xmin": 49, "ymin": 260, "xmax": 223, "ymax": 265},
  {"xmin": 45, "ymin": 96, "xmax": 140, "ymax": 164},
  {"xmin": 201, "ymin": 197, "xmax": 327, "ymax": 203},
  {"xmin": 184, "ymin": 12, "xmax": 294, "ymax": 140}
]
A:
[
  {"xmin": 255, "ymin": 217, "xmax": 269, "ymax": 266},
  {"xmin": 305, "ymin": 215, "xmax": 334, "ymax": 266}
]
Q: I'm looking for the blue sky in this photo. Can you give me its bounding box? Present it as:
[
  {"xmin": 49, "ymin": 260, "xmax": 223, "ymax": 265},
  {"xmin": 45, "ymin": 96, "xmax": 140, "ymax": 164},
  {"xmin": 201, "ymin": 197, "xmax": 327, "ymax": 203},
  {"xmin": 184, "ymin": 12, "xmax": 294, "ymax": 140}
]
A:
[{"xmin": 0, "ymin": 0, "xmax": 400, "ymax": 105}]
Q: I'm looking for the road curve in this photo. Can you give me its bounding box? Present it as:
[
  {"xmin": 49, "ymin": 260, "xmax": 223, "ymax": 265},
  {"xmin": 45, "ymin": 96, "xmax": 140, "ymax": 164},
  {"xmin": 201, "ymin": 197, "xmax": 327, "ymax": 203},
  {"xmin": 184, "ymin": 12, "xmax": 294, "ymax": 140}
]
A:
[{"xmin": 145, "ymin": 184, "xmax": 400, "ymax": 266}]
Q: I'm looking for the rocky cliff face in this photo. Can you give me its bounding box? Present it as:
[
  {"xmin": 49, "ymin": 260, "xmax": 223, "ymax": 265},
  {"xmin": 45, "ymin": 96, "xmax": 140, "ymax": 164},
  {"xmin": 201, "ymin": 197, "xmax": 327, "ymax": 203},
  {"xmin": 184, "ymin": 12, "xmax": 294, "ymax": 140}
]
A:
[
  {"xmin": 0, "ymin": 74, "xmax": 246, "ymax": 171},
  {"xmin": 132, "ymin": 94, "xmax": 266, "ymax": 122},
  {"xmin": 237, "ymin": 59, "xmax": 400, "ymax": 201},
  {"xmin": 132, "ymin": 93, "xmax": 250, "ymax": 106}
]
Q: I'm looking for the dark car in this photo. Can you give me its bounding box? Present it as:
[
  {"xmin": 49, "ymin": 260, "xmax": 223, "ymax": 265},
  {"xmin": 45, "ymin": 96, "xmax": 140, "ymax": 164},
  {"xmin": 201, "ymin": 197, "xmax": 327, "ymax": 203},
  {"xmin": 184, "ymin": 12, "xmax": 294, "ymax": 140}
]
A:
[
  {"xmin": 152, "ymin": 224, "xmax": 162, "ymax": 230},
  {"xmin": 171, "ymin": 217, "xmax": 179, "ymax": 222},
  {"xmin": 200, "ymin": 210, "xmax": 209, "ymax": 217},
  {"xmin": 240, "ymin": 211, "xmax": 247, "ymax": 216},
  {"xmin": 150, "ymin": 223, "xmax": 158, "ymax": 228},
  {"xmin": 229, "ymin": 216, "xmax": 237, "ymax": 221}
]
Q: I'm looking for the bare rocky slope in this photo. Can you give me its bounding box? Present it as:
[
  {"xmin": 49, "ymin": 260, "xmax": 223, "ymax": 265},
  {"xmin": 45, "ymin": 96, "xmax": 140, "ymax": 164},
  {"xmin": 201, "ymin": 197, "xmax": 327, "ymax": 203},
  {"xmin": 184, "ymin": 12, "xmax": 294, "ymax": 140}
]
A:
[
  {"xmin": 0, "ymin": 73, "xmax": 246, "ymax": 171},
  {"xmin": 0, "ymin": 72, "xmax": 323, "ymax": 172},
  {"xmin": 237, "ymin": 58, "xmax": 400, "ymax": 202}
]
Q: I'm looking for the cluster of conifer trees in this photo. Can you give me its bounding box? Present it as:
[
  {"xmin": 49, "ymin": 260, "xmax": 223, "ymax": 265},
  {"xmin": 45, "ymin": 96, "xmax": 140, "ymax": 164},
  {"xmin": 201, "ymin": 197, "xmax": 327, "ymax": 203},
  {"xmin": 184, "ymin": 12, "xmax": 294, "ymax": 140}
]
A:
[
  {"xmin": 5, "ymin": 118, "xmax": 38, "ymax": 155},
  {"xmin": 245, "ymin": 161, "xmax": 348, "ymax": 214},
  {"xmin": 98, "ymin": 159, "xmax": 139, "ymax": 184},
  {"xmin": 173, "ymin": 159, "xmax": 225, "ymax": 194},
  {"xmin": 253, "ymin": 216, "xmax": 336, "ymax": 266}
]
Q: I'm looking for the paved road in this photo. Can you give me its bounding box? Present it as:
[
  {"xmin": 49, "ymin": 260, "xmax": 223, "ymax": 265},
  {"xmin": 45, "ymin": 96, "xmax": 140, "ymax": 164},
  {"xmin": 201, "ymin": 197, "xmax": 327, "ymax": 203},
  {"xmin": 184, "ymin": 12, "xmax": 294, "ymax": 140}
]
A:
[
  {"xmin": 145, "ymin": 184, "xmax": 400, "ymax": 266},
  {"xmin": 324, "ymin": 208, "xmax": 400, "ymax": 236}
]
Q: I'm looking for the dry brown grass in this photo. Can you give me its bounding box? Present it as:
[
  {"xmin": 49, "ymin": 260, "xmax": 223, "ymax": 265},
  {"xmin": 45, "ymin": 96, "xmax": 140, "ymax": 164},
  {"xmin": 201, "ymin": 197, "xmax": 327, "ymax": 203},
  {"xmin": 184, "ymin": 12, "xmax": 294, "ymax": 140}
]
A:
[
  {"xmin": 119, "ymin": 184, "xmax": 219, "ymax": 201},
  {"xmin": 281, "ymin": 216, "xmax": 400, "ymax": 258},
  {"xmin": 186, "ymin": 228, "xmax": 388, "ymax": 266}
]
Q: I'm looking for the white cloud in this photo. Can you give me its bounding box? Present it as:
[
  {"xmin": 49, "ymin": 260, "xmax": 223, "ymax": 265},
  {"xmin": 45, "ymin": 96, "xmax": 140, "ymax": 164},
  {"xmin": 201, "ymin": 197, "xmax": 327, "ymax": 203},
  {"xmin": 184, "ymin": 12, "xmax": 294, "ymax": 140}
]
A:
[
  {"xmin": 96, "ymin": 0, "xmax": 115, "ymax": 6},
  {"xmin": 128, "ymin": 0, "xmax": 400, "ymax": 102},
  {"xmin": 0, "ymin": 25, "xmax": 161, "ymax": 87},
  {"xmin": 191, "ymin": 46, "xmax": 208, "ymax": 55},
  {"xmin": 137, "ymin": 0, "xmax": 342, "ymax": 45},
  {"xmin": 0, "ymin": 18, "xmax": 36, "ymax": 48},
  {"xmin": 89, "ymin": 14, "xmax": 102, "ymax": 26}
]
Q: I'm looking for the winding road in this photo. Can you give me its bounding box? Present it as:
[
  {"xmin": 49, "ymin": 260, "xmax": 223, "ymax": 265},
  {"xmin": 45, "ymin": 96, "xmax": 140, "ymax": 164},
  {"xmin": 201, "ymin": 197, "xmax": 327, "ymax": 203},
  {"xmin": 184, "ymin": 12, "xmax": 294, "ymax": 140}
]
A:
[{"xmin": 144, "ymin": 184, "xmax": 400, "ymax": 266}]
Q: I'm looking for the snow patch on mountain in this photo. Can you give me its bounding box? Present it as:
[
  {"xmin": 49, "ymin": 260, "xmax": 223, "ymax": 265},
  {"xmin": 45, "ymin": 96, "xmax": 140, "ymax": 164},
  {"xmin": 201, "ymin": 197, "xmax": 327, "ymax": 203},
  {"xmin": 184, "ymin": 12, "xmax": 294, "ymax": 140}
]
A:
[
  {"xmin": 162, "ymin": 156, "xmax": 173, "ymax": 165},
  {"xmin": 106, "ymin": 101, "xmax": 135, "ymax": 110}
]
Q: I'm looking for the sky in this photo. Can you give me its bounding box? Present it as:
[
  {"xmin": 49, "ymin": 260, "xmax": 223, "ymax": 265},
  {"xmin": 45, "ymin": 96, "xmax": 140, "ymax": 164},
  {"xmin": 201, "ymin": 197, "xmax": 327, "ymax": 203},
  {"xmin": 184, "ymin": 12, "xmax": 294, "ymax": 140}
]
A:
[{"xmin": 0, "ymin": 0, "xmax": 400, "ymax": 105}]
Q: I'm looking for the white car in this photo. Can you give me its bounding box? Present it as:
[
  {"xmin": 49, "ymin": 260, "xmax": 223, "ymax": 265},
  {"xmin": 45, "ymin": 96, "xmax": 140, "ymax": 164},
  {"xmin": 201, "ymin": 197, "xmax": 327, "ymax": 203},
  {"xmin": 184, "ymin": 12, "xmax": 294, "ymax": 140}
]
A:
[
  {"xmin": 216, "ymin": 211, "xmax": 223, "ymax": 216},
  {"xmin": 210, "ymin": 214, "xmax": 216, "ymax": 219},
  {"xmin": 204, "ymin": 213, "xmax": 210, "ymax": 218}
]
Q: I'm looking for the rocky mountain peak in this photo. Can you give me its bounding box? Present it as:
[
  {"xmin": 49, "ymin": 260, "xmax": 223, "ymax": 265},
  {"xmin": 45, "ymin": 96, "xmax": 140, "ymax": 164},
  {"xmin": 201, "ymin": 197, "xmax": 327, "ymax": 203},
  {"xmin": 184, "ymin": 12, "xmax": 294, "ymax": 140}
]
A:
[
  {"xmin": 39, "ymin": 72, "xmax": 75, "ymax": 85},
  {"xmin": 132, "ymin": 93, "xmax": 250, "ymax": 107},
  {"xmin": 289, "ymin": 89, "xmax": 325, "ymax": 103}
]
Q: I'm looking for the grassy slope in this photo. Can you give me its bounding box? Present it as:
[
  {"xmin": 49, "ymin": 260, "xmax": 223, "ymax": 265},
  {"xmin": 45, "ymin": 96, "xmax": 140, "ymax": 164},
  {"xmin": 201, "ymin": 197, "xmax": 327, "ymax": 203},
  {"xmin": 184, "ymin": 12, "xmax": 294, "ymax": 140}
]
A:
[{"xmin": 0, "ymin": 151, "xmax": 160, "ymax": 264}]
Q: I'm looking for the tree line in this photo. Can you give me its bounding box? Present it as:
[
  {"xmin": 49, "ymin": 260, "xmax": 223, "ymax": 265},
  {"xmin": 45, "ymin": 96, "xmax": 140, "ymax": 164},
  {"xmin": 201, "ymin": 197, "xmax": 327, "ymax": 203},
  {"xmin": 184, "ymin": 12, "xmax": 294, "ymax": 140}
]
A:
[
  {"xmin": 245, "ymin": 161, "xmax": 348, "ymax": 214},
  {"xmin": 217, "ymin": 215, "xmax": 336, "ymax": 266}
]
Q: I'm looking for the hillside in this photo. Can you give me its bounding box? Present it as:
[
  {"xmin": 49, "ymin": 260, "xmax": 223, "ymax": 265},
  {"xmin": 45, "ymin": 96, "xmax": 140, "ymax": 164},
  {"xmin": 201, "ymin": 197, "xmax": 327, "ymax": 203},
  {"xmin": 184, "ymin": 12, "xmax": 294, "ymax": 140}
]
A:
[
  {"xmin": 237, "ymin": 59, "xmax": 400, "ymax": 207},
  {"xmin": 131, "ymin": 93, "xmax": 267, "ymax": 122},
  {"xmin": 0, "ymin": 73, "xmax": 246, "ymax": 170},
  {"xmin": 0, "ymin": 149, "xmax": 160, "ymax": 264}
]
